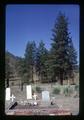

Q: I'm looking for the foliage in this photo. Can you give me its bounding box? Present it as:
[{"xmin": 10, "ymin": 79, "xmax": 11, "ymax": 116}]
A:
[
  {"xmin": 53, "ymin": 87, "xmax": 60, "ymax": 94},
  {"xmin": 63, "ymin": 86, "xmax": 73, "ymax": 96},
  {"xmin": 75, "ymin": 85, "xmax": 79, "ymax": 92},
  {"xmin": 63, "ymin": 87, "xmax": 69, "ymax": 96},
  {"xmin": 36, "ymin": 40, "xmax": 48, "ymax": 82},
  {"xmin": 35, "ymin": 86, "xmax": 42, "ymax": 93},
  {"xmin": 5, "ymin": 51, "xmax": 17, "ymax": 87},
  {"xmin": 5, "ymin": 52, "xmax": 10, "ymax": 87},
  {"xmin": 32, "ymin": 88, "xmax": 35, "ymax": 94},
  {"xmin": 24, "ymin": 41, "xmax": 37, "ymax": 83},
  {"xmin": 50, "ymin": 12, "xmax": 77, "ymax": 85}
]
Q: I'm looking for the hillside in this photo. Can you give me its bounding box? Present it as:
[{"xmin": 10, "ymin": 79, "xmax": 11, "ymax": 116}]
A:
[{"xmin": 5, "ymin": 51, "xmax": 22, "ymax": 86}]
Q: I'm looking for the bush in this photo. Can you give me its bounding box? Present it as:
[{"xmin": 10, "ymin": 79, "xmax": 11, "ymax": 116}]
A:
[
  {"xmin": 75, "ymin": 85, "xmax": 79, "ymax": 92},
  {"xmin": 53, "ymin": 87, "xmax": 60, "ymax": 94},
  {"xmin": 63, "ymin": 86, "xmax": 73, "ymax": 96},
  {"xmin": 32, "ymin": 88, "xmax": 35, "ymax": 94},
  {"xmin": 63, "ymin": 87, "xmax": 68, "ymax": 96},
  {"xmin": 35, "ymin": 86, "xmax": 42, "ymax": 93},
  {"xmin": 68, "ymin": 87, "xmax": 73, "ymax": 95}
]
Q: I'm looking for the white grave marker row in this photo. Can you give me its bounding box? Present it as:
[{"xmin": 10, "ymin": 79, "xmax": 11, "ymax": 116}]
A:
[{"xmin": 5, "ymin": 86, "xmax": 50, "ymax": 103}]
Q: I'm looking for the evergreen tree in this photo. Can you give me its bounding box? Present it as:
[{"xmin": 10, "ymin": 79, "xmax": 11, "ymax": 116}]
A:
[
  {"xmin": 50, "ymin": 12, "xmax": 77, "ymax": 85},
  {"xmin": 45, "ymin": 50, "xmax": 57, "ymax": 83},
  {"xmin": 24, "ymin": 41, "xmax": 36, "ymax": 83},
  {"xmin": 43, "ymin": 50, "xmax": 53, "ymax": 83},
  {"xmin": 36, "ymin": 40, "xmax": 48, "ymax": 82},
  {"xmin": 5, "ymin": 53, "xmax": 10, "ymax": 87},
  {"xmin": 5, "ymin": 52, "xmax": 13, "ymax": 88},
  {"xmin": 16, "ymin": 57, "xmax": 27, "ymax": 90},
  {"xmin": 67, "ymin": 37, "xmax": 77, "ymax": 84},
  {"xmin": 35, "ymin": 47, "xmax": 41, "ymax": 80}
]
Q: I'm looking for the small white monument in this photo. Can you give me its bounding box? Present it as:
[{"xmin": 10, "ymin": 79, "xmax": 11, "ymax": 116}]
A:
[
  {"xmin": 26, "ymin": 85, "xmax": 32, "ymax": 99},
  {"xmin": 6, "ymin": 87, "xmax": 11, "ymax": 101},
  {"xmin": 42, "ymin": 91, "xmax": 50, "ymax": 101},
  {"xmin": 33, "ymin": 93, "xmax": 37, "ymax": 100},
  {"xmin": 10, "ymin": 94, "xmax": 15, "ymax": 102}
]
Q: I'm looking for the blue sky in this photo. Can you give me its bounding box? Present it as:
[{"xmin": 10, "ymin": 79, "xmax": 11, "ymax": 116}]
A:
[{"xmin": 6, "ymin": 4, "xmax": 79, "ymax": 64}]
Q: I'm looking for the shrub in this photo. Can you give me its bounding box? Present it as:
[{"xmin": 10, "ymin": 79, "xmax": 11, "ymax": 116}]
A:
[
  {"xmin": 63, "ymin": 87, "xmax": 68, "ymax": 96},
  {"xmin": 32, "ymin": 88, "xmax": 35, "ymax": 94},
  {"xmin": 35, "ymin": 86, "xmax": 42, "ymax": 93},
  {"xmin": 68, "ymin": 87, "xmax": 73, "ymax": 95},
  {"xmin": 63, "ymin": 86, "xmax": 73, "ymax": 96},
  {"xmin": 75, "ymin": 85, "xmax": 79, "ymax": 92},
  {"xmin": 53, "ymin": 87, "xmax": 60, "ymax": 94}
]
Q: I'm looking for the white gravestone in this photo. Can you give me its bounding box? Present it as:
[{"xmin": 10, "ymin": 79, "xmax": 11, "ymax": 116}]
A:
[
  {"xmin": 42, "ymin": 91, "xmax": 50, "ymax": 101},
  {"xmin": 10, "ymin": 94, "xmax": 15, "ymax": 102},
  {"xmin": 26, "ymin": 85, "xmax": 32, "ymax": 99},
  {"xmin": 33, "ymin": 93, "xmax": 37, "ymax": 100},
  {"xmin": 6, "ymin": 87, "xmax": 11, "ymax": 101}
]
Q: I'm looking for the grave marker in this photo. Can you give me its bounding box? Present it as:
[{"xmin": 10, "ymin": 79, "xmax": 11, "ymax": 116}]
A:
[
  {"xmin": 26, "ymin": 85, "xmax": 32, "ymax": 99},
  {"xmin": 10, "ymin": 94, "xmax": 15, "ymax": 102},
  {"xmin": 42, "ymin": 91, "xmax": 50, "ymax": 101},
  {"xmin": 6, "ymin": 87, "xmax": 11, "ymax": 101},
  {"xmin": 33, "ymin": 93, "xmax": 37, "ymax": 100}
]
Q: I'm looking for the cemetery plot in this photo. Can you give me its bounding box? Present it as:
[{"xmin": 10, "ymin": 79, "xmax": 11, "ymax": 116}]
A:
[{"xmin": 5, "ymin": 85, "xmax": 79, "ymax": 115}]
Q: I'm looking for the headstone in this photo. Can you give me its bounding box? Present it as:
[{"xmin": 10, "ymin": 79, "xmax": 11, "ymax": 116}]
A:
[
  {"xmin": 33, "ymin": 93, "xmax": 37, "ymax": 100},
  {"xmin": 6, "ymin": 87, "xmax": 11, "ymax": 101},
  {"xmin": 42, "ymin": 91, "xmax": 50, "ymax": 101},
  {"xmin": 26, "ymin": 85, "xmax": 32, "ymax": 99},
  {"xmin": 10, "ymin": 94, "xmax": 15, "ymax": 102}
]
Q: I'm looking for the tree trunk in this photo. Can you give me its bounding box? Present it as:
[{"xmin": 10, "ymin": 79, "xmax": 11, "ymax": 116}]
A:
[
  {"xmin": 7, "ymin": 78, "xmax": 9, "ymax": 87},
  {"xmin": 39, "ymin": 72, "xmax": 41, "ymax": 82},
  {"xmin": 60, "ymin": 71, "xmax": 63, "ymax": 85},
  {"xmin": 67, "ymin": 79, "xmax": 69, "ymax": 85},
  {"xmin": 32, "ymin": 66, "xmax": 33, "ymax": 83},
  {"xmin": 60, "ymin": 78, "xmax": 63, "ymax": 85},
  {"xmin": 19, "ymin": 79, "xmax": 21, "ymax": 89},
  {"xmin": 21, "ymin": 82, "xmax": 23, "ymax": 91},
  {"xmin": 72, "ymin": 77, "xmax": 74, "ymax": 84}
]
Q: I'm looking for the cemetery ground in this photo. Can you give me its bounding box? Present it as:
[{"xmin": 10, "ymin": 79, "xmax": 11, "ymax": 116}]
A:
[{"xmin": 5, "ymin": 83, "xmax": 79, "ymax": 116}]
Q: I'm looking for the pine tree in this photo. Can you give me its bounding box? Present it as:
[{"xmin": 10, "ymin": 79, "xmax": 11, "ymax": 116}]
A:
[
  {"xmin": 5, "ymin": 53, "xmax": 10, "ymax": 87},
  {"xmin": 5, "ymin": 52, "xmax": 13, "ymax": 88},
  {"xmin": 67, "ymin": 37, "xmax": 77, "ymax": 84},
  {"xmin": 24, "ymin": 41, "xmax": 36, "ymax": 83},
  {"xmin": 50, "ymin": 12, "xmax": 77, "ymax": 85},
  {"xmin": 35, "ymin": 47, "xmax": 41, "ymax": 80},
  {"xmin": 42, "ymin": 47, "xmax": 55, "ymax": 83},
  {"xmin": 16, "ymin": 57, "xmax": 27, "ymax": 90},
  {"xmin": 36, "ymin": 40, "xmax": 48, "ymax": 83}
]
